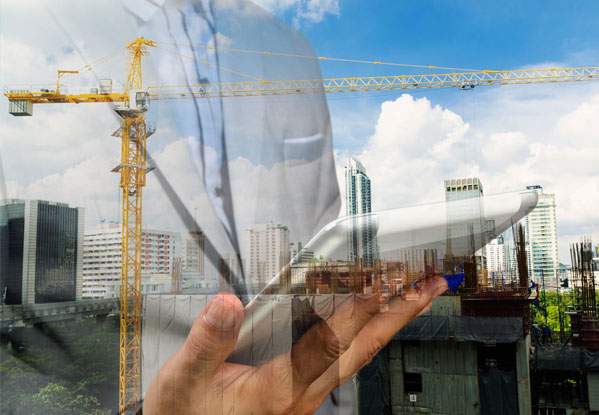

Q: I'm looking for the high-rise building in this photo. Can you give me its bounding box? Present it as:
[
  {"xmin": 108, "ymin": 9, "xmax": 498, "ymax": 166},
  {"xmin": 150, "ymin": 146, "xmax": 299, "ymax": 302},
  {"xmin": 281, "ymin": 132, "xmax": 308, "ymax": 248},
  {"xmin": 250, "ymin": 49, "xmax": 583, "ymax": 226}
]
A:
[
  {"xmin": 82, "ymin": 224, "xmax": 181, "ymax": 298},
  {"xmin": 345, "ymin": 156, "xmax": 378, "ymax": 266},
  {"xmin": 524, "ymin": 185, "xmax": 559, "ymax": 290},
  {"xmin": 183, "ymin": 229, "xmax": 204, "ymax": 275},
  {"xmin": 444, "ymin": 178, "xmax": 486, "ymax": 269},
  {"xmin": 247, "ymin": 223, "xmax": 290, "ymax": 285},
  {"xmin": 218, "ymin": 255, "xmax": 245, "ymax": 291},
  {"xmin": 486, "ymin": 236, "xmax": 505, "ymax": 273},
  {"xmin": 289, "ymin": 241, "xmax": 315, "ymax": 264},
  {"xmin": 0, "ymin": 199, "xmax": 84, "ymax": 305}
]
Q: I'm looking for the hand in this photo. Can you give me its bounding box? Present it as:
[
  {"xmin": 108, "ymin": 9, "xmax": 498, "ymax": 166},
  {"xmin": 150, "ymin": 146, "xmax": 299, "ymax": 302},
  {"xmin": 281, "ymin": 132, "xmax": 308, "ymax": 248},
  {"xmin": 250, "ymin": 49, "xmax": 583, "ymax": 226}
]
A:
[{"xmin": 143, "ymin": 277, "xmax": 447, "ymax": 415}]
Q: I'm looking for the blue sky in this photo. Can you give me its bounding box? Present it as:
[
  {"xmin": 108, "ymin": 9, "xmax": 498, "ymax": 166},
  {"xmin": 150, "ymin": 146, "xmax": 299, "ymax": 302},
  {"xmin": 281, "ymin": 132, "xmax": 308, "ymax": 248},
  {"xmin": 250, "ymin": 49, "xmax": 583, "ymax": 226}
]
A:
[
  {"xmin": 297, "ymin": 0, "xmax": 599, "ymax": 74},
  {"xmin": 263, "ymin": 0, "xmax": 599, "ymax": 262},
  {"xmin": 284, "ymin": 0, "xmax": 599, "ymax": 153}
]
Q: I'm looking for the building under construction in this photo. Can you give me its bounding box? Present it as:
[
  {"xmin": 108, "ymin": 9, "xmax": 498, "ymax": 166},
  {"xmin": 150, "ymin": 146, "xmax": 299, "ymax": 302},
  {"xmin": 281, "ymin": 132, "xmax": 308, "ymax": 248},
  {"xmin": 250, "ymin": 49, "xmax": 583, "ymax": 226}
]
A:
[{"xmin": 273, "ymin": 228, "xmax": 599, "ymax": 414}]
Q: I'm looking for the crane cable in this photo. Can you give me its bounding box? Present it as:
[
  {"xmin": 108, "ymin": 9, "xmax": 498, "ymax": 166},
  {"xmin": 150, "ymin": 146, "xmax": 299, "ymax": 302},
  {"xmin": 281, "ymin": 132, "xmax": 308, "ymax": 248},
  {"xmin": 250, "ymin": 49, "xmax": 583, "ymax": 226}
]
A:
[
  {"xmin": 152, "ymin": 44, "xmax": 267, "ymax": 82},
  {"xmin": 56, "ymin": 46, "xmax": 128, "ymax": 87},
  {"xmin": 153, "ymin": 40, "xmax": 483, "ymax": 72}
]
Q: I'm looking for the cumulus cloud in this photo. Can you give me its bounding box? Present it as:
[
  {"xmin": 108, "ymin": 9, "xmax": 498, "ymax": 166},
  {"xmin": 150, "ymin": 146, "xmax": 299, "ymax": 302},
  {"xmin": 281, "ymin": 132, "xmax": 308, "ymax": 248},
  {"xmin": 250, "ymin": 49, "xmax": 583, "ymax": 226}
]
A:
[
  {"xmin": 338, "ymin": 93, "xmax": 599, "ymax": 264},
  {"xmin": 555, "ymin": 94, "xmax": 599, "ymax": 146},
  {"xmin": 481, "ymin": 132, "xmax": 529, "ymax": 169},
  {"xmin": 340, "ymin": 94, "xmax": 476, "ymax": 210}
]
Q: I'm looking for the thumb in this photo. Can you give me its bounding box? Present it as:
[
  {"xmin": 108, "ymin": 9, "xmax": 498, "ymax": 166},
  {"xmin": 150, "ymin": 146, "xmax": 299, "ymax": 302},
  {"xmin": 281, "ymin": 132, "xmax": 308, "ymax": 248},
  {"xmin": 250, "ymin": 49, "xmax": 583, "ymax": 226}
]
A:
[{"xmin": 183, "ymin": 293, "xmax": 243, "ymax": 375}]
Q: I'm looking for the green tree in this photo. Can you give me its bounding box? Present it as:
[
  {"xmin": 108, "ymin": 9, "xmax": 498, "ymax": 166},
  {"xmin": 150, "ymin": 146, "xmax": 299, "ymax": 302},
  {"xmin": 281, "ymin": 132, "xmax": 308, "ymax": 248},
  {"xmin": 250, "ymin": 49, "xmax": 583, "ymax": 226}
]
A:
[
  {"xmin": 25, "ymin": 383, "xmax": 111, "ymax": 415},
  {"xmin": 1, "ymin": 316, "xmax": 119, "ymax": 414}
]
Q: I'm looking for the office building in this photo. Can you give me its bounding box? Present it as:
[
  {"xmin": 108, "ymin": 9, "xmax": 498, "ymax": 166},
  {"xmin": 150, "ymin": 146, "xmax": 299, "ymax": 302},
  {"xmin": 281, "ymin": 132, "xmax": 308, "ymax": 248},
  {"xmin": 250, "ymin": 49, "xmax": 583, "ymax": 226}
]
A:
[
  {"xmin": 247, "ymin": 223, "xmax": 290, "ymax": 285},
  {"xmin": 82, "ymin": 224, "xmax": 181, "ymax": 298},
  {"xmin": 524, "ymin": 185, "xmax": 559, "ymax": 290},
  {"xmin": 444, "ymin": 178, "xmax": 486, "ymax": 269},
  {"xmin": 0, "ymin": 199, "xmax": 84, "ymax": 305},
  {"xmin": 345, "ymin": 156, "xmax": 378, "ymax": 266},
  {"xmin": 289, "ymin": 241, "xmax": 315, "ymax": 264}
]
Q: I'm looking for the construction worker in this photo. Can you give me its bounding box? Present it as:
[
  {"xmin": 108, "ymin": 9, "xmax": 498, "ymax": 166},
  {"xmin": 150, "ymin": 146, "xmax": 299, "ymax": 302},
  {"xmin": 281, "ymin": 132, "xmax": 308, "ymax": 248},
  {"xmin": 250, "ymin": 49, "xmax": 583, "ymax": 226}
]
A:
[
  {"xmin": 532, "ymin": 324, "xmax": 540, "ymax": 344},
  {"xmin": 541, "ymin": 324, "xmax": 552, "ymax": 344}
]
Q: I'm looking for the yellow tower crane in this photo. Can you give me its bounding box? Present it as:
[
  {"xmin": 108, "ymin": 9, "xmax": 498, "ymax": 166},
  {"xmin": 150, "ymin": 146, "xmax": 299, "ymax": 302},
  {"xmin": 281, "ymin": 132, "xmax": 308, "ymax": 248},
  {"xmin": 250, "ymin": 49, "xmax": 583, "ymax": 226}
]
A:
[
  {"xmin": 4, "ymin": 37, "xmax": 599, "ymax": 414},
  {"xmin": 6, "ymin": 37, "xmax": 157, "ymax": 414}
]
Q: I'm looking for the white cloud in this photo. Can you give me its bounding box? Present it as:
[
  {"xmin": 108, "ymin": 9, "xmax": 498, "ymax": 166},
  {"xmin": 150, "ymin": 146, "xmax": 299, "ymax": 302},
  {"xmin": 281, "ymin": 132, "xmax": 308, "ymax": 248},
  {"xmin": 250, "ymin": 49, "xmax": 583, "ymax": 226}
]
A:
[
  {"xmin": 339, "ymin": 92, "xmax": 599, "ymax": 264},
  {"xmin": 555, "ymin": 94, "xmax": 599, "ymax": 146},
  {"xmin": 346, "ymin": 94, "xmax": 476, "ymax": 209},
  {"xmin": 251, "ymin": 0, "xmax": 340, "ymax": 25},
  {"xmin": 481, "ymin": 132, "xmax": 530, "ymax": 169}
]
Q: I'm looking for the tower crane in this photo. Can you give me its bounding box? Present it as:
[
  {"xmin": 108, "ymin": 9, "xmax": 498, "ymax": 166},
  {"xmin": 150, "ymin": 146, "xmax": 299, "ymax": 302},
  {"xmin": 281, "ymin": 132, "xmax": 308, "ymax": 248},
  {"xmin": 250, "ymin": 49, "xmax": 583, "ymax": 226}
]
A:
[{"xmin": 4, "ymin": 37, "xmax": 599, "ymax": 414}]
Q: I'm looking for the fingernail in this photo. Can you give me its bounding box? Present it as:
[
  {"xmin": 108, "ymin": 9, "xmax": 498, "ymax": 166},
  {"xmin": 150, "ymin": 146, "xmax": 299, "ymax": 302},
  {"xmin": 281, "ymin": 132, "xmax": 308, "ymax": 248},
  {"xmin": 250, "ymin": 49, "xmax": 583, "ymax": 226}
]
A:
[{"xmin": 205, "ymin": 296, "xmax": 237, "ymax": 330}]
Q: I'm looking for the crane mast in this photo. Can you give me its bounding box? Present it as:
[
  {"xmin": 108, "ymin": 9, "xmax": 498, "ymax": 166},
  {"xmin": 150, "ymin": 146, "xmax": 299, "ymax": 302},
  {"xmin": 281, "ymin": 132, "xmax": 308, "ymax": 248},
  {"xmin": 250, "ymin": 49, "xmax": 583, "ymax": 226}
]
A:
[{"xmin": 115, "ymin": 37, "xmax": 155, "ymax": 415}]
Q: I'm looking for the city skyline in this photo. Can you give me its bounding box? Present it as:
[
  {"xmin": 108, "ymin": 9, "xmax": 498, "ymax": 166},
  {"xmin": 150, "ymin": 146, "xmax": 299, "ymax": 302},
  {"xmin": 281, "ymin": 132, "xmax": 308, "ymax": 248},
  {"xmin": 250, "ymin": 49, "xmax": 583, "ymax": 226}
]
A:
[
  {"xmin": 2, "ymin": 3, "xmax": 599, "ymax": 267},
  {"xmin": 2, "ymin": 165, "xmax": 584, "ymax": 301}
]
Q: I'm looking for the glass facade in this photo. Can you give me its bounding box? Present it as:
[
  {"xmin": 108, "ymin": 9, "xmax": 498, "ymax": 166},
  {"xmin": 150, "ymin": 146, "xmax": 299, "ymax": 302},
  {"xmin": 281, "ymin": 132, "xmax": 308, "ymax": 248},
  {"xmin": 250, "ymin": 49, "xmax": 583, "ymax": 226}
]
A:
[
  {"xmin": 0, "ymin": 201, "xmax": 25, "ymax": 305},
  {"xmin": 34, "ymin": 202, "xmax": 79, "ymax": 303},
  {"xmin": 0, "ymin": 200, "xmax": 79, "ymax": 304},
  {"xmin": 345, "ymin": 157, "xmax": 377, "ymax": 266},
  {"xmin": 524, "ymin": 189, "xmax": 559, "ymax": 288}
]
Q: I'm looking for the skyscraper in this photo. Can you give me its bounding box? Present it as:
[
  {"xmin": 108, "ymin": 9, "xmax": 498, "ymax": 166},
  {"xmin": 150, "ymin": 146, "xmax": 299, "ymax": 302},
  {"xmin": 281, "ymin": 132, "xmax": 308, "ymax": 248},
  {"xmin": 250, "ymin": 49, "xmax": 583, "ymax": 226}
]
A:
[
  {"xmin": 524, "ymin": 185, "xmax": 559, "ymax": 290},
  {"xmin": 247, "ymin": 223, "xmax": 290, "ymax": 286},
  {"xmin": 0, "ymin": 199, "xmax": 84, "ymax": 305},
  {"xmin": 345, "ymin": 156, "xmax": 377, "ymax": 266},
  {"xmin": 444, "ymin": 178, "xmax": 486, "ymax": 269}
]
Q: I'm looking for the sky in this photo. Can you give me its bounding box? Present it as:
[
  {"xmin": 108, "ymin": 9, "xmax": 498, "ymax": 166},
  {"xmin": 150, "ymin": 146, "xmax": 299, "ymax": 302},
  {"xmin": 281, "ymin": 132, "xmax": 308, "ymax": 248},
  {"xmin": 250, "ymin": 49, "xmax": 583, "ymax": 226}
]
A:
[{"xmin": 1, "ymin": 0, "xmax": 599, "ymax": 266}]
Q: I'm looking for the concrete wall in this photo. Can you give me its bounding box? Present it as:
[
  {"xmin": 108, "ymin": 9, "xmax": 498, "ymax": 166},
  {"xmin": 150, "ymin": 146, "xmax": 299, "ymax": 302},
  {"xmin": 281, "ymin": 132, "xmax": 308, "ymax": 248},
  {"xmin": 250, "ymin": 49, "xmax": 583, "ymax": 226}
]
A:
[
  {"xmin": 589, "ymin": 372, "xmax": 599, "ymax": 412},
  {"xmin": 389, "ymin": 340, "xmax": 479, "ymax": 415},
  {"xmin": 515, "ymin": 334, "xmax": 532, "ymax": 415},
  {"xmin": 429, "ymin": 295, "xmax": 461, "ymax": 316}
]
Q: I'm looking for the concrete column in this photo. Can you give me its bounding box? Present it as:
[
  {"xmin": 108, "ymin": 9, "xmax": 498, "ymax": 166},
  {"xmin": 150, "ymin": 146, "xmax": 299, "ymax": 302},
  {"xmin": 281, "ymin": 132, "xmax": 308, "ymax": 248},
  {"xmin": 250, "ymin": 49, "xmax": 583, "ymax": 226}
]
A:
[{"xmin": 515, "ymin": 334, "xmax": 532, "ymax": 415}]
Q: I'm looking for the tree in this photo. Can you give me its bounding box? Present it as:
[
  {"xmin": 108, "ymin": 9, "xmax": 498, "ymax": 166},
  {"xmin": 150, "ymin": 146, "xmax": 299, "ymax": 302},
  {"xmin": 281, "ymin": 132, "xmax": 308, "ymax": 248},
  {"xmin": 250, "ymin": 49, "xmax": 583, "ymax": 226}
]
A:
[{"xmin": 25, "ymin": 383, "xmax": 111, "ymax": 415}]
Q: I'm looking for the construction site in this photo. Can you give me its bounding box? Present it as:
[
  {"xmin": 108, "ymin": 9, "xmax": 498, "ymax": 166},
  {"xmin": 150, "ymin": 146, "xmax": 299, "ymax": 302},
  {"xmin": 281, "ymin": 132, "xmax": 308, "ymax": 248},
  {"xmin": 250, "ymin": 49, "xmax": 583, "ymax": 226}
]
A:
[
  {"xmin": 271, "ymin": 235, "xmax": 599, "ymax": 414},
  {"xmin": 2, "ymin": 1, "xmax": 599, "ymax": 414}
]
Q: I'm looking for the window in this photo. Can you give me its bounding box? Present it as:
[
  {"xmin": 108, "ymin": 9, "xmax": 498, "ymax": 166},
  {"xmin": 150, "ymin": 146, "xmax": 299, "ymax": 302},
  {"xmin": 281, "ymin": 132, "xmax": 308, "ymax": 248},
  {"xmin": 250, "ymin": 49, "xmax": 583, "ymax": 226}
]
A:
[{"xmin": 403, "ymin": 372, "xmax": 422, "ymax": 393}]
